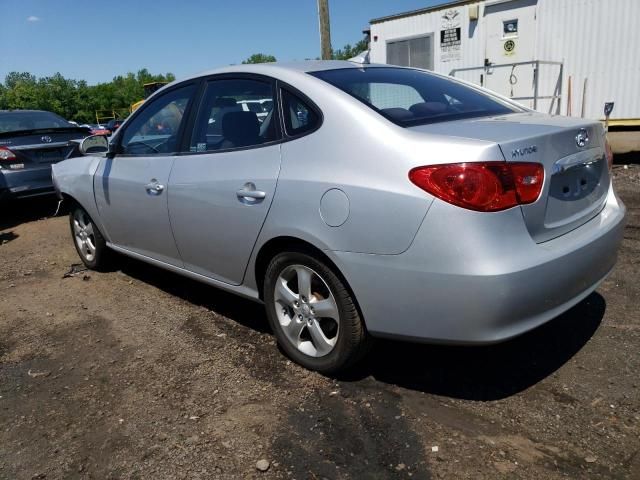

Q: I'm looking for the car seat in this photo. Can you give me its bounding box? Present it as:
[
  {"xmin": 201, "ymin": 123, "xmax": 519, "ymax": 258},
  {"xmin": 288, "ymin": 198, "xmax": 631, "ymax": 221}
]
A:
[{"xmin": 221, "ymin": 111, "xmax": 260, "ymax": 149}]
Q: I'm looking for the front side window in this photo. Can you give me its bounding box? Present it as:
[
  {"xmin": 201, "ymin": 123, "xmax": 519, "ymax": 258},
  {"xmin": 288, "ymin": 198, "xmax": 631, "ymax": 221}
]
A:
[
  {"xmin": 190, "ymin": 78, "xmax": 277, "ymax": 152},
  {"xmin": 281, "ymin": 89, "xmax": 320, "ymax": 137},
  {"xmin": 120, "ymin": 84, "xmax": 195, "ymax": 155},
  {"xmin": 310, "ymin": 67, "xmax": 519, "ymax": 126}
]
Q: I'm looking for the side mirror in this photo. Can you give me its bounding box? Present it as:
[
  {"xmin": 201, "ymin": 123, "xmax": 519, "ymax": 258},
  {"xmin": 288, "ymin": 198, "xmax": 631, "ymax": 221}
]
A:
[
  {"xmin": 79, "ymin": 135, "xmax": 109, "ymax": 155},
  {"xmin": 604, "ymin": 102, "xmax": 614, "ymax": 117}
]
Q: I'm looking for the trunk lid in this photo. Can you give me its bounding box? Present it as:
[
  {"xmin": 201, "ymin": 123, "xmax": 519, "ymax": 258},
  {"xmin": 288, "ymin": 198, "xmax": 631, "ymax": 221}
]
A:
[
  {"xmin": 409, "ymin": 112, "xmax": 610, "ymax": 242},
  {"xmin": 0, "ymin": 129, "xmax": 87, "ymax": 167}
]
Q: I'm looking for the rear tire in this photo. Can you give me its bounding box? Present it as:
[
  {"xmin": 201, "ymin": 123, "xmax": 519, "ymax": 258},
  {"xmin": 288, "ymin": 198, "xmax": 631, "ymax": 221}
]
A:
[
  {"xmin": 264, "ymin": 251, "xmax": 370, "ymax": 374},
  {"xmin": 69, "ymin": 205, "xmax": 109, "ymax": 270}
]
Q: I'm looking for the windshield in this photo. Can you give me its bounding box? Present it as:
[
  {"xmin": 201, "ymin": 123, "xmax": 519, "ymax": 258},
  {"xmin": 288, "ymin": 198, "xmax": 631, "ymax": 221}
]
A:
[
  {"xmin": 0, "ymin": 111, "xmax": 75, "ymax": 134},
  {"xmin": 309, "ymin": 67, "xmax": 520, "ymax": 127}
]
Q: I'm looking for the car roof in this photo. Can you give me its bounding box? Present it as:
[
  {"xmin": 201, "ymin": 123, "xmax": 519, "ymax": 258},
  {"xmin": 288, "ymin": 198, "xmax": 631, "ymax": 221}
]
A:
[
  {"xmin": 145, "ymin": 60, "xmax": 424, "ymax": 112},
  {"xmin": 181, "ymin": 60, "xmax": 388, "ymax": 82}
]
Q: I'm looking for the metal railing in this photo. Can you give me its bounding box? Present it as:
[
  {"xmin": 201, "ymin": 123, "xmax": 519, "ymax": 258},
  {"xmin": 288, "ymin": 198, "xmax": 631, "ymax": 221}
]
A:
[
  {"xmin": 95, "ymin": 108, "xmax": 130, "ymax": 125},
  {"xmin": 449, "ymin": 60, "xmax": 564, "ymax": 114}
]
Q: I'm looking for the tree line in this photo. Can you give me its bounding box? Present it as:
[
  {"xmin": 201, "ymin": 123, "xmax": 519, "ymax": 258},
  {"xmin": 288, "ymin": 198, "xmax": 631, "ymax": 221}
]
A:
[
  {"xmin": 241, "ymin": 40, "xmax": 368, "ymax": 65},
  {"xmin": 242, "ymin": 39, "xmax": 368, "ymax": 64},
  {"xmin": 0, "ymin": 69, "xmax": 175, "ymax": 124},
  {"xmin": 0, "ymin": 40, "xmax": 368, "ymax": 125}
]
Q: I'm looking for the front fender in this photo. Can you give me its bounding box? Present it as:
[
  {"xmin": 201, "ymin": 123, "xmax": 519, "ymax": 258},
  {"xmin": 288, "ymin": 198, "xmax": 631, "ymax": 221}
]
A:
[{"xmin": 52, "ymin": 155, "xmax": 110, "ymax": 242}]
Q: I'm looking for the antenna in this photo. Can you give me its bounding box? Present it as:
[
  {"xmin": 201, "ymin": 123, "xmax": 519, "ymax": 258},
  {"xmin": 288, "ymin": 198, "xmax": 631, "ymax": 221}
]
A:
[{"xmin": 348, "ymin": 50, "xmax": 370, "ymax": 65}]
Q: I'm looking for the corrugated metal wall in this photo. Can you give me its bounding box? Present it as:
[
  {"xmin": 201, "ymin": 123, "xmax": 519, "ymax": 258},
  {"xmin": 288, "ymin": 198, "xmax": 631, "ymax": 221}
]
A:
[
  {"xmin": 536, "ymin": 0, "xmax": 640, "ymax": 119},
  {"xmin": 370, "ymin": 0, "xmax": 640, "ymax": 120}
]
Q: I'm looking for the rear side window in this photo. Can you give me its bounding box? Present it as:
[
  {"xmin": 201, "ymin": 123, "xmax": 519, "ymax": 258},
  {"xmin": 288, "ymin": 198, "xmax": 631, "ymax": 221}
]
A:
[
  {"xmin": 189, "ymin": 78, "xmax": 277, "ymax": 152},
  {"xmin": 310, "ymin": 67, "xmax": 519, "ymax": 127},
  {"xmin": 281, "ymin": 89, "xmax": 320, "ymax": 137}
]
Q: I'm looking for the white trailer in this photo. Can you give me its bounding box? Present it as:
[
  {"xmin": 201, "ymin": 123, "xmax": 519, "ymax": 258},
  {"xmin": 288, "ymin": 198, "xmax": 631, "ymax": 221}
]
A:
[{"xmin": 369, "ymin": 0, "xmax": 640, "ymax": 152}]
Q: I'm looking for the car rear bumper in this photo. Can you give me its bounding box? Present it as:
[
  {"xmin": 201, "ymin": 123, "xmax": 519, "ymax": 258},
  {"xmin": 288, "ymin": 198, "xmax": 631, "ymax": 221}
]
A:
[
  {"xmin": 332, "ymin": 185, "xmax": 626, "ymax": 344},
  {"xmin": 0, "ymin": 166, "xmax": 55, "ymax": 200}
]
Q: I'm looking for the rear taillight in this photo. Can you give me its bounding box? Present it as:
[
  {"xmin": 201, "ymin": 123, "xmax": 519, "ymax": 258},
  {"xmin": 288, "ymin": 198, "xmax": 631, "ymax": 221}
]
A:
[
  {"xmin": 0, "ymin": 146, "xmax": 17, "ymax": 162},
  {"xmin": 604, "ymin": 137, "xmax": 614, "ymax": 173},
  {"xmin": 409, "ymin": 161, "xmax": 544, "ymax": 212}
]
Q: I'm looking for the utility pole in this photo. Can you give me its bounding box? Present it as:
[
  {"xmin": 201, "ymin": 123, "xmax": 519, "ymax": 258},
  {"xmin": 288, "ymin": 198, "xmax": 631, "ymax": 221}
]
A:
[{"xmin": 317, "ymin": 0, "xmax": 332, "ymax": 60}]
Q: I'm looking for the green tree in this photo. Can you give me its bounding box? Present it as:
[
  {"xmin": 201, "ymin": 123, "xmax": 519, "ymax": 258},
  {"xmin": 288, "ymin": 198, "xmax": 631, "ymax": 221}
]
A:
[
  {"xmin": 3, "ymin": 72, "xmax": 39, "ymax": 110},
  {"xmin": 4, "ymin": 72, "xmax": 37, "ymax": 89},
  {"xmin": 0, "ymin": 69, "xmax": 176, "ymax": 124},
  {"xmin": 331, "ymin": 39, "xmax": 369, "ymax": 60},
  {"xmin": 242, "ymin": 53, "xmax": 277, "ymax": 64},
  {"xmin": 36, "ymin": 73, "xmax": 78, "ymax": 120},
  {"xmin": 0, "ymin": 84, "xmax": 6, "ymax": 109}
]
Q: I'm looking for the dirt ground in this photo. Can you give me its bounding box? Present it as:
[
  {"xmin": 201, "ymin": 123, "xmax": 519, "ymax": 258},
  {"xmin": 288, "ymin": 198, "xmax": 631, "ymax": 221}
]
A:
[{"xmin": 1, "ymin": 160, "xmax": 638, "ymax": 480}]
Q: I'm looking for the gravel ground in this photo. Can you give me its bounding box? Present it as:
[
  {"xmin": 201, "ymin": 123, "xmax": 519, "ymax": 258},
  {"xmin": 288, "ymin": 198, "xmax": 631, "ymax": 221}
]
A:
[{"xmin": 0, "ymin": 160, "xmax": 638, "ymax": 479}]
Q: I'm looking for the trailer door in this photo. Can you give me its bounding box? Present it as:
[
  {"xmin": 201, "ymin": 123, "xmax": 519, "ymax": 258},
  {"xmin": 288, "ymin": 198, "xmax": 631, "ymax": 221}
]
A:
[{"xmin": 484, "ymin": 0, "xmax": 538, "ymax": 107}]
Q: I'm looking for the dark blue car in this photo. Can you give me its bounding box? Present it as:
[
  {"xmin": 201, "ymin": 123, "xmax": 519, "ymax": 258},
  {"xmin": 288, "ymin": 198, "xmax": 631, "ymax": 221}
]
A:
[{"xmin": 0, "ymin": 110, "xmax": 90, "ymax": 202}]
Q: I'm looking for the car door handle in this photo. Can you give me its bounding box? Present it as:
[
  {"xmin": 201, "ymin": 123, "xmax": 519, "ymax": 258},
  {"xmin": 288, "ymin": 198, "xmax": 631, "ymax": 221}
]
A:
[
  {"xmin": 236, "ymin": 182, "xmax": 266, "ymax": 201},
  {"xmin": 145, "ymin": 180, "xmax": 165, "ymax": 195},
  {"xmin": 237, "ymin": 189, "xmax": 266, "ymax": 199}
]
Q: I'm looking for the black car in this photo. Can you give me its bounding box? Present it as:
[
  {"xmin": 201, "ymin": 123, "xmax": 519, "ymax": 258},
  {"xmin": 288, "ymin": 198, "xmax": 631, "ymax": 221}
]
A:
[
  {"xmin": 0, "ymin": 110, "xmax": 90, "ymax": 202},
  {"xmin": 105, "ymin": 118, "xmax": 125, "ymax": 135}
]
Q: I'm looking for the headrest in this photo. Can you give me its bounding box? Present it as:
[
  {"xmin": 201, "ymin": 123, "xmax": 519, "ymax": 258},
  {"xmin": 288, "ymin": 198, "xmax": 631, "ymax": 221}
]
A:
[
  {"xmin": 380, "ymin": 107, "xmax": 414, "ymax": 121},
  {"xmin": 409, "ymin": 102, "xmax": 448, "ymax": 115}
]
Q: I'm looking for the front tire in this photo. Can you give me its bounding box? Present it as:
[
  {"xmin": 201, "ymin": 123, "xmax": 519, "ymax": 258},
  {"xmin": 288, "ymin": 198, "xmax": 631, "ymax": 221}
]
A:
[
  {"xmin": 264, "ymin": 251, "xmax": 370, "ymax": 374},
  {"xmin": 69, "ymin": 205, "xmax": 109, "ymax": 270}
]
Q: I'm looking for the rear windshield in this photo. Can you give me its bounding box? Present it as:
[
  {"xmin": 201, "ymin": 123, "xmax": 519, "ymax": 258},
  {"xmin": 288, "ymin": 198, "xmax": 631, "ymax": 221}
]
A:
[
  {"xmin": 309, "ymin": 67, "xmax": 519, "ymax": 127},
  {"xmin": 0, "ymin": 111, "xmax": 74, "ymax": 134}
]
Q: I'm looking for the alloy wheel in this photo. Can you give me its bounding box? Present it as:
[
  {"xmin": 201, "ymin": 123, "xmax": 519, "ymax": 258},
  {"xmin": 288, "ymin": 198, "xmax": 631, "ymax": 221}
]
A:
[
  {"xmin": 72, "ymin": 209, "xmax": 97, "ymax": 262},
  {"xmin": 273, "ymin": 264, "xmax": 340, "ymax": 357}
]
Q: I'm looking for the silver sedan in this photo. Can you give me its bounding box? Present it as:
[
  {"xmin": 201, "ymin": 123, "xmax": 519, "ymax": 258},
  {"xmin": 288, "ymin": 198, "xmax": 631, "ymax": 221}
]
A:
[{"xmin": 52, "ymin": 61, "xmax": 626, "ymax": 373}]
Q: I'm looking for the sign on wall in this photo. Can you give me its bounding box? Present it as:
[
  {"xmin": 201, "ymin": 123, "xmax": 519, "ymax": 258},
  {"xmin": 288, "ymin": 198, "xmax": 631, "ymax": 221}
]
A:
[
  {"xmin": 503, "ymin": 39, "xmax": 516, "ymax": 56},
  {"xmin": 440, "ymin": 9, "xmax": 462, "ymax": 62}
]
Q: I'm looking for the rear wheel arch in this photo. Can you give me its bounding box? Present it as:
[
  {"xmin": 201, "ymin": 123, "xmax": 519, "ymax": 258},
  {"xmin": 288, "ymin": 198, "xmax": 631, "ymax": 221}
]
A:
[
  {"xmin": 254, "ymin": 237, "xmax": 358, "ymax": 308},
  {"xmin": 258, "ymin": 237, "xmax": 372, "ymax": 372}
]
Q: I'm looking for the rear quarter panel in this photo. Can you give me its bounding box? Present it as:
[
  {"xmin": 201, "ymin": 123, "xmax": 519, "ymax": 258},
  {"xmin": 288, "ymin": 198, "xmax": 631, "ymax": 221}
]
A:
[{"xmin": 255, "ymin": 72, "xmax": 503, "ymax": 256}]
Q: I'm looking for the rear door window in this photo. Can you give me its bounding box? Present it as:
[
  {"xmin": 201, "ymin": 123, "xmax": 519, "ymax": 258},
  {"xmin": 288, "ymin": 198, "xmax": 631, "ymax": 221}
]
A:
[
  {"xmin": 244, "ymin": 102, "xmax": 264, "ymax": 113},
  {"xmin": 189, "ymin": 78, "xmax": 278, "ymax": 152}
]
